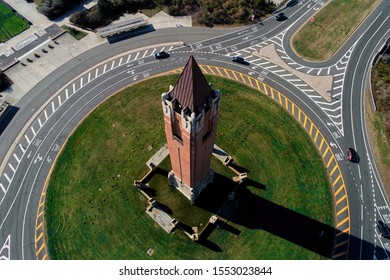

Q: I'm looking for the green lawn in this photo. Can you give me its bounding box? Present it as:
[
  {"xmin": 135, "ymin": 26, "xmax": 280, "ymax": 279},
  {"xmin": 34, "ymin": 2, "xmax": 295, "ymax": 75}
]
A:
[
  {"xmin": 45, "ymin": 75, "xmax": 333, "ymax": 260},
  {"xmin": 292, "ymin": 0, "xmax": 378, "ymax": 61},
  {"xmin": 0, "ymin": 2, "xmax": 29, "ymax": 43}
]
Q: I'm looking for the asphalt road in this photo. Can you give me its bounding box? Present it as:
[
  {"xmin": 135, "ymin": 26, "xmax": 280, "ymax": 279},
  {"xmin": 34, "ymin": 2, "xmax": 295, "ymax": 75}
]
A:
[{"xmin": 0, "ymin": 0, "xmax": 389, "ymax": 260}]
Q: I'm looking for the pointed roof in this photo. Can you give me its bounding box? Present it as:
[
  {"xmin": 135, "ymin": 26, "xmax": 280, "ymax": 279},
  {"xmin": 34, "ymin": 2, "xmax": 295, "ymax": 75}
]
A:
[{"xmin": 169, "ymin": 56, "xmax": 214, "ymax": 114}]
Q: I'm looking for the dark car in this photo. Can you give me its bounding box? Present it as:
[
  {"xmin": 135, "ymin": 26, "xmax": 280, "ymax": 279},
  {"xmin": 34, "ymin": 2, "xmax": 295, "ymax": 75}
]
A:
[
  {"xmin": 275, "ymin": 12, "xmax": 287, "ymax": 21},
  {"xmin": 232, "ymin": 56, "xmax": 245, "ymax": 63},
  {"xmin": 154, "ymin": 51, "xmax": 169, "ymax": 59},
  {"xmin": 376, "ymin": 221, "xmax": 390, "ymax": 238},
  {"xmin": 286, "ymin": 0, "xmax": 299, "ymax": 7},
  {"xmin": 347, "ymin": 147, "xmax": 359, "ymax": 163}
]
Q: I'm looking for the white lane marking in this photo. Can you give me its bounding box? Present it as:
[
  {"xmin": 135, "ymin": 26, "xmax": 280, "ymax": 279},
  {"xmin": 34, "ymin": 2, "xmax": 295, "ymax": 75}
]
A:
[
  {"xmin": 361, "ymin": 204, "xmax": 364, "ymax": 221},
  {"xmin": 0, "ymin": 235, "xmax": 10, "ymax": 260},
  {"xmin": 168, "ymin": 46, "xmax": 174, "ymax": 51},
  {"xmin": 13, "ymin": 154, "xmax": 20, "ymax": 163},
  {"xmin": 280, "ymin": 73, "xmax": 293, "ymax": 77},
  {"xmin": 103, "ymin": 64, "xmax": 107, "ymax": 73},
  {"xmin": 0, "ymin": 183, "xmax": 5, "ymax": 194},
  {"xmin": 65, "ymin": 89, "xmax": 69, "ymax": 99},
  {"xmin": 134, "ymin": 52, "xmax": 140, "ymax": 60},
  {"xmin": 142, "ymin": 50, "xmax": 148, "ymax": 58},
  {"xmin": 126, "ymin": 54, "xmax": 132, "ymax": 63},
  {"xmin": 8, "ymin": 163, "xmax": 15, "ymax": 173},
  {"xmin": 24, "ymin": 135, "xmax": 31, "ymax": 144},
  {"xmin": 88, "ymin": 73, "xmax": 91, "ymax": 83},
  {"xmin": 95, "ymin": 68, "xmax": 99, "ymax": 78},
  {"xmin": 334, "ymin": 72, "xmax": 344, "ymax": 77},
  {"xmin": 150, "ymin": 48, "xmax": 156, "ymax": 55},
  {"xmin": 287, "ymin": 79, "xmax": 301, "ymax": 82},
  {"xmin": 51, "ymin": 101, "xmax": 55, "ymax": 113},
  {"xmin": 111, "ymin": 60, "xmax": 115, "ymax": 70},
  {"xmin": 72, "ymin": 83, "xmax": 76, "ymax": 93},
  {"xmin": 18, "ymin": 144, "xmax": 25, "ymax": 153},
  {"xmin": 80, "ymin": 78, "xmax": 84, "ymax": 88},
  {"xmin": 38, "ymin": 118, "xmax": 42, "ymax": 128},
  {"xmin": 58, "ymin": 95, "xmax": 62, "ymax": 106},
  {"xmin": 4, "ymin": 173, "xmax": 11, "ymax": 183},
  {"xmin": 44, "ymin": 110, "xmax": 48, "ymax": 120},
  {"xmin": 31, "ymin": 126, "xmax": 36, "ymax": 136},
  {"xmin": 327, "ymin": 67, "xmax": 330, "ymax": 75},
  {"xmin": 118, "ymin": 57, "xmax": 123, "ymax": 66}
]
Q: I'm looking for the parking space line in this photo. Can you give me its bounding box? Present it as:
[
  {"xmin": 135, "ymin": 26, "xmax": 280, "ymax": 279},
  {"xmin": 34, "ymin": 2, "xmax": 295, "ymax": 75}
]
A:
[
  {"xmin": 31, "ymin": 126, "xmax": 36, "ymax": 136},
  {"xmin": 44, "ymin": 110, "xmax": 48, "ymax": 120},
  {"xmin": 58, "ymin": 95, "xmax": 62, "ymax": 106},
  {"xmin": 0, "ymin": 183, "xmax": 6, "ymax": 194},
  {"xmin": 8, "ymin": 163, "xmax": 15, "ymax": 173},
  {"xmin": 38, "ymin": 118, "xmax": 42, "ymax": 128},
  {"xmin": 127, "ymin": 54, "xmax": 132, "ymax": 63},
  {"xmin": 119, "ymin": 57, "xmax": 123, "ymax": 66},
  {"xmin": 72, "ymin": 83, "xmax": 76, "ymax": 93},
  {"xmin": 13, "ymin": 153, "xmax": 20, "ymax": 163},
  {"xmin": 51, "ymin": 101, "xmax": 56, "ymax": 113},
  {"xmin": 80, "ymin": 78, "xmax": 83, "ymax": 88},
  {"xmin": 25, "ymin": 135, "xmax": 31, "ymax": 144},
  {"xmin": 4, "ymin": 173, "xmax": 11, "ymax": 183}
]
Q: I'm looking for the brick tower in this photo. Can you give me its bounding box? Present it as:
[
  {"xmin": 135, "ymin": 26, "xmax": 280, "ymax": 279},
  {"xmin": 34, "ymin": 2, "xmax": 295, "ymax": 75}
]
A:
[{"xmin": 161, "ymin": 56, "xmax": 221, "ymax": 204}]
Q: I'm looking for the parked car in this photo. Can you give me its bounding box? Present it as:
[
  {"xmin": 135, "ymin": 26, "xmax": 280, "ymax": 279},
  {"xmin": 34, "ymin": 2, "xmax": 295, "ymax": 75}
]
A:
[
  {"xmin": 232, "ymin": 56, "xmax": 245, "ymax": 63},
  {"xmin": 347, "ymin": 147, "xmax": 358, "ymax": 163},
  {"xmin": 275, "ymin": 12, "xmax": 287, "ymax": 21},
  {"xmin": 376, "ymin": 220, "xmax": 390, "ymax": 238},
  {"xmin": 154, "ymin": 51, "xmax": 169, "ymax": 59},
  {"xmin": 286, "ymin": 0, "xmax": 299, "ymax": 7}
]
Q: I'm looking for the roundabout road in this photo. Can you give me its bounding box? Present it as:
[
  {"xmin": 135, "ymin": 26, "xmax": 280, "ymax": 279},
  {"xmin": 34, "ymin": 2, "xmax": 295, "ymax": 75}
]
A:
[{"xmin": 0, "ymin": 0, "xmax": 389, "ymax": 260}]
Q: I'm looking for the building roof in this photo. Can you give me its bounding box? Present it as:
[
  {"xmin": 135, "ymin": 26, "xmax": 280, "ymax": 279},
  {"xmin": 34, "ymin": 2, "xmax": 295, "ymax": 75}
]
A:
[{"xmin": 169, "ymin": 56, "xmax": 214, "ymax": 114}]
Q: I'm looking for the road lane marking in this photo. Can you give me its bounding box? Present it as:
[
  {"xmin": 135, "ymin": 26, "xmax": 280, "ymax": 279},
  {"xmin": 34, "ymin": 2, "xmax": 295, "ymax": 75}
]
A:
[
  {"xmin": 35, "ymin": 232, "xmax": 43, "ymax": 242},
  {"xmin": 44, "ymin": 110, "xmax": 48, "ymax": 120},
  {"xmin": 334, "ymin": 184, "xmax": 344, "ymax": 197},
  {"xmin": 337, "ymin": 205, "xmax": 349, "ymax": 216},
  {"xmin": 58, "ymin": 95, "xmax": 62, "ymax": 106},
  {"xmin": 337, "ymin": 216, "xmax": 349, "ymax": 228},
  {"xmin": 333, "ymin": 174, "xmax": 342, "ymax": 186},
  {"xmin": 31, "ymin": 126, "xmax": 36, "ymax": 136},
  {"xmin": 51, "ymin": 101, "xmax": 55, "ymax": 113},
  {"xmin": 38, "ymin": 118, "xmax": 42, "ymax": 128},
  {"xmin": 126, "ymin": 54, "xmax": 132, "ymax": 63}
]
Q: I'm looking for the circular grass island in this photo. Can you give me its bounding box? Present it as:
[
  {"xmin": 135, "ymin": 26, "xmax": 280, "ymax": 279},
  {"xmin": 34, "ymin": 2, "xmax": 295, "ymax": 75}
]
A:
[{"xmin": 45, "ymin": 75, "xmax": 334, "ymax": 260}]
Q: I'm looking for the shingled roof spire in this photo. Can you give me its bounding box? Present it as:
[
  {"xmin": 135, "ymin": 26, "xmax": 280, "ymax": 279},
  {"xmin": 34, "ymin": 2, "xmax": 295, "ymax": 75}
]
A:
[{"xmin": 169, "ymin": 56, "xmax": 214, "ymax": 114}]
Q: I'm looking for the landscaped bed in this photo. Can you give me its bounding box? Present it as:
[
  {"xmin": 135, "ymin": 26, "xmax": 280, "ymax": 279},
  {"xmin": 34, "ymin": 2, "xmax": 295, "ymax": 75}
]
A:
[{"xmin": 0, "ymin": 2, "xmax": 29, "ymax": 43}]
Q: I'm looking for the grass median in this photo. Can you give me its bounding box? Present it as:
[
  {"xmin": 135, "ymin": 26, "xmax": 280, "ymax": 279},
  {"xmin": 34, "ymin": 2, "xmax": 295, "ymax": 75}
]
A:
[
  {"xmin": 292, "ymin": 0, "xmax": 379, "ymax": 61},
  {"xmin": 45, "ymin": 75, "xmax": 333, "ymax": 259}
]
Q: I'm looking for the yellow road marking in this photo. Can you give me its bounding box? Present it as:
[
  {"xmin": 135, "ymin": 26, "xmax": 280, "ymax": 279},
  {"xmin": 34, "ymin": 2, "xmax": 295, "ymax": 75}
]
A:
[
  {"xmin": 199, "ymin": 65, "xmax": 208, "ymax": 74},
  {"xmin": 314, "ymin": 130, "xmax": 319, "ymax": 143},
  {"xmin": 263, "ymin": 84, "xmax": 269, "ymax": 96},
  {"xmin": 39, "ymin": 201, "xmax": 45, "ymax": 208},
  {"xmin": 309, "ymin": 122, "xmax": 314, "ymax": 136},
  {"xmin": 215, "ymin": 67, "xmax": 223, "ymax": 77},
  {"xmin": 327, "ymin": 155, "xmax": 334, "ymax": 168},
  {"xmin": 319, "ymin": 138, "xmax": 325, "ymax": 151},
  {"xmin": 255, "ymin": 80, "xmax": 261, "ymax": 91},
  {"xmin": 298, "ymin": 108, "xmax": 301, "ymax": 122},
  {"xmin": 335, "ymin": 184, "xmax": 345, "ymax": 197},
  {"xmin": 336, "ymin": 194, "xmax": 347, "ymax": 205},
  {"xmin": 337, "ymin": 205, "xmax": 349, "ymax": 216},
  {"xmin": 323, "ymin": 146, "xmax": 330, "ymax": 158},
  {"xmin": 336, "ymin": 228, "xmax": 350, "ymax": 237},
  {"xmin": 330, "ymin": 164, "xmax": 338, "ymax": 176},
  {"xmin": 37, "ymin": 243, "xmax": 45, "ymax": 255},
  {"xmin": 223, "ymin": 69, "xmax": 232, "ymax": 79},
  {"xmin": 278, "ymin": 91, "xmax": 282, "ymax": 104},
  {"xmin": 36, "ymin": 232, "xmax": 43, "ymax": 242},
  {"xmin": 37, "ymin": 211, "xmax": 44, "ymax": 218},
  {"xmin": 207, "ymin": 66, "xmax": 216, "ymax": 75},
  {"xmin": 36, "ymin": 222, "xmax": 43, "ymax": 231},
  {"xmin": 291, "ymin": 102, "xmax": 294, "ymax": 116},
  {"xmin": 239, "ymin": 73, "xmax": 246, "ymax": 83},
  {"xmin": 303, "ymin": 115, "xmax": 307, "ymax": 128},
  {"xmin": 335, "ymin": 240, "xmax": 349, "ymax": 248},
  {"xmin": 232, "ymin": 71, "xmax": 238, "ymax": 80},
  {"xmin": 337, "ymin": 216, "xmax": 349, "ymax": 228},
  {"xmin": 333, "ymin": 251, "xmax": 348, "ymax": 258},
  {"xmin": 333, "ymin": 174, "xmax": 342, "ymax": 186},
  {"xmin": 42, "ymin": 254, "xmax": 47, "ymax": 260},
  {"xmin": 248, "ymin": 76, "xmax": 254, "ymax": 87}
]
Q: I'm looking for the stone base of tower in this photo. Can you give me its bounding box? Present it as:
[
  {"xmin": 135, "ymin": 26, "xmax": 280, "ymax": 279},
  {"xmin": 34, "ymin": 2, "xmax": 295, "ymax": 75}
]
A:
[{"xmin": 168, "ymin": 169, "xmax": 214, "ymax": 204}]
